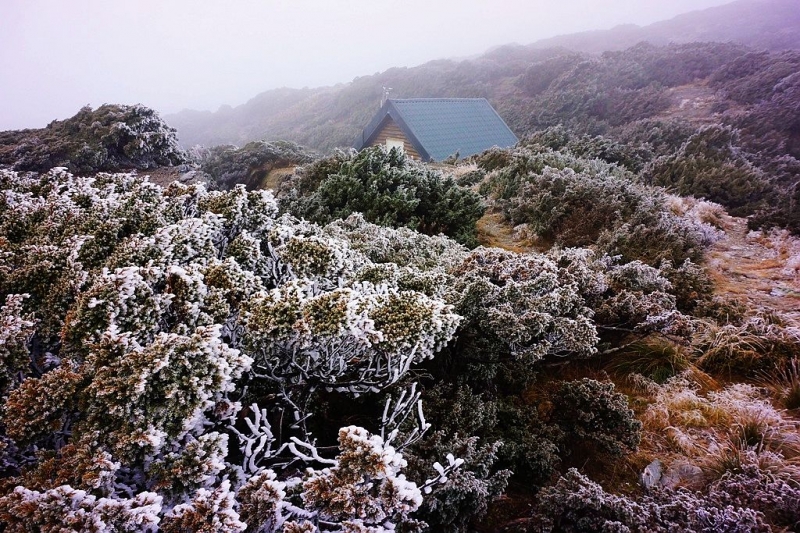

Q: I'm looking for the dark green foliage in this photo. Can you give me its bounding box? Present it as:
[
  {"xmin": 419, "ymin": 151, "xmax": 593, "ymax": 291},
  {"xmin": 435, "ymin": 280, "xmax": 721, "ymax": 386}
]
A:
[
  {"xmin": 524, "ymin": 126, "xmax": 652, "ymax": 172},
  {"xmin": 199, "ymin": 140, "xmax": 314, "ymax": 190},
  {"xmin": 616, "ymin": 118, "xmax": 697, "ymax": 157},
  {"xmin": 281, "ymin": 147, "xmax": 485, "ymax": 246},
  {"xmin": 550, "ymin": 379, "xmax": 641, "ymax": 458},
  {"xmin": 417, "ymin": 383, "xmax": 561, "ymax": 489},
  {"xmin": 492, "ymin": 399, "xmax": 563, "ymax": 485},
  {"xmin": 407, "ymin": 424, "xmax": 511, "ymax": 532},
  {"xmin": 647, "ymin": 125, "xmax": 773, "ymax": 217},
  {"xmin": 0, "ymin": 104, "xmax": 187, "ymax": 173}
]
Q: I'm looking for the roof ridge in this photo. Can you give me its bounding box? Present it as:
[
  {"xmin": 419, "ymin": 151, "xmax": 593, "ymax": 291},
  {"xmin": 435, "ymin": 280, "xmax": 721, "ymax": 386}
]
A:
[{"xmin": 389, "ymin": 98, "xmax": 487, "ymax": 102}]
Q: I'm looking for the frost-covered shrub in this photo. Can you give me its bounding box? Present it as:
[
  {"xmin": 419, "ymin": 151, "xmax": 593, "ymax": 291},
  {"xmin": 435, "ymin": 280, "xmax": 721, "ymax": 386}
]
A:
[
  {"xmin": 0, "ymin": 104, "xmax": 187, "ymax": 173},
  {"xmin": 491, "ymin": 398, "xmax": 564, "ymax": 485},
  {"xmin": 479, "ymin": 146, "xmax": 710, "ymax": 266},
  {"xmin": 242, "ymin": 280, "xmax": 460, "ymax": 398},
  {"xmin": 545, "ymin": 248, "xmax": 699, "ymax": 341},
  {"xmin": 0, "ymin": 295, "xmax": 35, "ymax": 394},
  {"xmin": 657, "ymin": 258, "xmax": 715, "ymax": 313},
  {"xmin": 200, "ymin": 140, "xmax": 314, "ymax": 190},
  {"xmin": 647, "ymin": 125, "xmax": 773, "ymax": 218},
  {"xmin": 324, "ymin": 213, "xmax": 468, "ymax": 272},
  {"xmin": 449, "ymin": 248, "xmax": 598, "ymax": 370},
  {"xmin": 404, "ymin": 384, "xmax": 511, "ymax": 531},
  {"xmin": 0, "ymin": 486, "xmax": 163, "ymax": 533},
  {"xmin": 160, "ymin": 481, "xmax": 245, "ymax": 533},
  {"xmin": 534, "ymin": 468, "xmax": 772, "ymax": 533},
  {"xmin": 523, "ymin": 125, "xmax": 652, "ymax": 172},
  {"xmin": 302, "ymin": 426, "xmax": 423, "ymax": 528},
  {"xmin": 708, "ymin": 463, "xmax": 800, "ymax": 529},
  {"xmin": 550, "ymin": 379, "xmax": 642, "ymax": 458},
  {"xmin": 407, "ymin": 434, "xmax": 509, "ymax": 533},
  {"xmin": 280, "ymin": 146, "xmax": 485, "ymax": 247},
  {"xmin": 0, "ymin": 168, "xmax": 466, "ymax": 531}
]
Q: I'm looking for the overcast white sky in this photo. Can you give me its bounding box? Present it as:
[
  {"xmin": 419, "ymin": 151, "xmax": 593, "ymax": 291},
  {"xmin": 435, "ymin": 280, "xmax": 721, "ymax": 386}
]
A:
[{"xmin": 0, "ymin": 0, "xmax": 734, "ymax": 130}]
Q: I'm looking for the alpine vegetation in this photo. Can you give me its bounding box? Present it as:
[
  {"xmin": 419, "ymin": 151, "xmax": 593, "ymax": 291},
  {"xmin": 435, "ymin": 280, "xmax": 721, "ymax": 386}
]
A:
[
  {"xmin": 3, "ymin": 9, "xmax": 800, "ymax": 529},
  {"xmin": 0, "ymin": 168, "xmax": 463, "ymax": 531}
]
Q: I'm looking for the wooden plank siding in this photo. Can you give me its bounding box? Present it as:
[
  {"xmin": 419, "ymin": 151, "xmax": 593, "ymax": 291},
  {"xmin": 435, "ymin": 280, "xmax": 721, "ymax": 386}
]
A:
[{"xmin": 366, "ymin": 117, "xmax": 421, "ymax": 160}]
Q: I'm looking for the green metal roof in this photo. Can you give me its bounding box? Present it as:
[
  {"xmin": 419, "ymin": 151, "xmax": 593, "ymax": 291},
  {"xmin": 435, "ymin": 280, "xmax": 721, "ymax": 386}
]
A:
[{"xmin": 356, "ymin": 98, "xmax": 518, "ymax": 161}]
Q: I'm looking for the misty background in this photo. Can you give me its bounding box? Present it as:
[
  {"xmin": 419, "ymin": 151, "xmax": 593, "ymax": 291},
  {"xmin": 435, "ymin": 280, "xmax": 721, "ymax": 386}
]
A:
[{"xmin": 1, "ymin": 0, "xmax": 735, "ymax": 131}]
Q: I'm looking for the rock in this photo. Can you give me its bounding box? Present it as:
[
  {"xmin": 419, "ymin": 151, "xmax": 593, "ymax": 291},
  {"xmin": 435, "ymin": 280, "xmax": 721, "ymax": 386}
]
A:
[{"xmin": 641, "ymin": 459, "xmax": 662, "ymax": 490}]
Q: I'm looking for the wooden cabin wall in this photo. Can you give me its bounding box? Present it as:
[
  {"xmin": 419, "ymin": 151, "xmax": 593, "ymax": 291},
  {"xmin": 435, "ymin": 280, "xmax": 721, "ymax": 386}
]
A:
[{"xmin": 367, "ymin": 117, "xmax": 422, "ymax": 160}]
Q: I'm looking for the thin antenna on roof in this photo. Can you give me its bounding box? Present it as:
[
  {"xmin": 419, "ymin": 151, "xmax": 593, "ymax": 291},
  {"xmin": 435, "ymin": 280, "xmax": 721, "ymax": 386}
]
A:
[{"xmin": 381, "ymin": 87, "xmax": 392, "ymax": 108}]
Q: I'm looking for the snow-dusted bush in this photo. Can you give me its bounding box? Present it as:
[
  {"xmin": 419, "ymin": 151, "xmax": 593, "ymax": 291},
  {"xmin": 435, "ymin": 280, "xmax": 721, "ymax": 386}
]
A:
[
  {"xmin": 0, "ymin": 168, "xmax": 466, "ymax": 531},
  {"xmin": 551, "ymin": 379, "xmax": 642, "ymax": 458},
  {"xmin": 647, "ymin": 125, "xmax": 773, "ymax": 218},
  {"xmin": 200, "ymin": 140, "xmax": 313, "ymax": 190},
  {"xmin": 0, "ymin": 104, "xmax": 187, "ymax": 173},
  {"xmin": 534, "ymin": 468, "xmax": 772, "ymax": 533},
  {"xmin": 449, "ymin": 247, "xmax": 598, "ymax": 367},
  {"xmin": 478, "ymin": 145, "xmax": 712, "ymax": 266},
  {"xmin": 0, "ymin": 486, "xmax": 163, "ymax": 533},
  {"xmin": 280, "ymin": 146, "xmax": 485, "ymax": 247}
]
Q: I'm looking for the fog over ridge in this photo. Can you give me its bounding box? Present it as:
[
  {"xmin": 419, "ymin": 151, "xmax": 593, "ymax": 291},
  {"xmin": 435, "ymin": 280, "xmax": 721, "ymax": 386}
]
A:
[{"xmin": 1, "ymin": 0, "xmax": 737, "ymax": 130}]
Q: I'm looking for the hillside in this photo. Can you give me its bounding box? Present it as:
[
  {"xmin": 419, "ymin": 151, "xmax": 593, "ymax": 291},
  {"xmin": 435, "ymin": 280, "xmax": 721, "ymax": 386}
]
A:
[
  {"xmin": 531, "ymin": 0, "xmax": 800, "ymax": 54},
  {"xmin": 3, "ymin": 138, "xmax": 800, "ymax": 531},
  {"xmin": 165, "ymin": 0, "xmax": 800, "ymax": 152},
  {"xmin": 171, "ymin": 40, "xmax": 800, "ymax": 236}
]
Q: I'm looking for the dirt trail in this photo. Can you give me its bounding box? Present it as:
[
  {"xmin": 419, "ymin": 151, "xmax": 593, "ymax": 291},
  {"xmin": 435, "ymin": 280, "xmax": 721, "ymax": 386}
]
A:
[
  {"xmin": 706, "ymin": 216, "xmax": 800, "ymax": 325},
  {"xmin": 477, "ymin": 211, "xmax": 800, "ymax": 324},
  {"xmin": 476, "ymin": 211, "xmax": 537, "ymax": 253}
]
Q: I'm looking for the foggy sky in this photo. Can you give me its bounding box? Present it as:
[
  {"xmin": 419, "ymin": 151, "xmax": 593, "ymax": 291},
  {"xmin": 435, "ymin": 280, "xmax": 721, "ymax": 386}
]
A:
[{"xmin": 1, "ymin": 0, "xmax": 734, "ymax": 131}]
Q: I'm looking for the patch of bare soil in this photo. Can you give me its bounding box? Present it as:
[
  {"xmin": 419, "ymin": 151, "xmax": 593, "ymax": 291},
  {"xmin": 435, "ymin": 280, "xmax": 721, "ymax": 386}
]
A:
[
  {"xmin": 657, "ymin": 83, "xmax": 719, "ymax": 123},
  {"xmin": 260, "ymin": 166, "xmax": 297, "ymax": 190},
  {"xmin": 706, "ymin": 215, "xmax": 800, "ymax": 325},
  {"xmin": 476, "ymin": 211, "xmax": 539, "ymax": 253}
]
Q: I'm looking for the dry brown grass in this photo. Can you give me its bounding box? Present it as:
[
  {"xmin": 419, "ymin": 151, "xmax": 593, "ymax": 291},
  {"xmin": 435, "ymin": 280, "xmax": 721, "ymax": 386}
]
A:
[
  {"xmin": 475, "ymin": 211, "xmax": 540, "ymax": 253},
  {"xmin": 632, "ymin": 374, "xmax": 800, "ymax": 486},
  {"xmin": 259, "ymin": 165, "xmax": 296, "ymax": 190},
  {"xmin": 759, "ymin": 358, "xmax": 800, "ymax": 412},
  {"xmin": 706, "ymin": 217, "xmax": 800, "ymax": 324}
]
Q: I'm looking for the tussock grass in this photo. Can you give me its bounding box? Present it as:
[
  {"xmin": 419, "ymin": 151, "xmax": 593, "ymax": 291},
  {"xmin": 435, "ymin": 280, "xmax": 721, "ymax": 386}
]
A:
[
  {"xmin": 638, "ymin": 375, "xmax": 800, "ymax": 483},
  {"xmin": 693, "ymin": 314, "xmax": 800, "ymax": 373},
  {"xmin": 759, "ymin": 357, "xmax": 800, "ymax": 411},
  {"xmin": 607, "ymin": 337, "xmax": 691, "ymax": 384}
]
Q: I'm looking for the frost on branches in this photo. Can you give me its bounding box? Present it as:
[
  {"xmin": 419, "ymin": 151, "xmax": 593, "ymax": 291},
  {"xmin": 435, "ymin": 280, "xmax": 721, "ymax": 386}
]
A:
[{"xmin": 0, "ymin": 169, "xmax": 465, "ymax": 531}]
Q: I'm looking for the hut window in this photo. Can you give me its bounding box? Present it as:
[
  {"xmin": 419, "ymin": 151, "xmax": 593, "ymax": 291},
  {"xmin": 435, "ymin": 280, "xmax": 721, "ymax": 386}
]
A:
[{"xmin": 386, "ymin": 138, "xmax": 404, "ymax": 152}]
